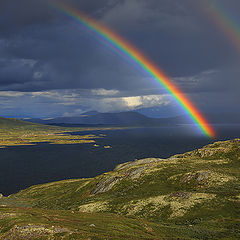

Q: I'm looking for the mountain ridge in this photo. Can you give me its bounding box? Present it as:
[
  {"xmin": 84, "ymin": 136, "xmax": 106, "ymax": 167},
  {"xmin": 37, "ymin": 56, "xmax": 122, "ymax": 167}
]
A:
[{"xmin": 23, "ymin": 110, "xmax": 240, "ymax": 126}]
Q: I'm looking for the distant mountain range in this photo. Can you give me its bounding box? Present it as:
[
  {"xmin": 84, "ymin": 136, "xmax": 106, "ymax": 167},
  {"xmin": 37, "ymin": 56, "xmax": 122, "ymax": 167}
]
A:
[
  {"xmin": 135, "ymin": 106, "xmax": 181, "ymax": 118},
  {"xmin": 24, "ymin": 111, "xmax": 163, "ymax": 126},
  {"xmin": 23, "ymin": 110, "xmax": 240, "ymax": 126}
]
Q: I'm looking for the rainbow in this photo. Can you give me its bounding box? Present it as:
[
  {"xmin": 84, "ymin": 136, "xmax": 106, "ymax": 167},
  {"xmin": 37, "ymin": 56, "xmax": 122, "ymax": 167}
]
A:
[
  {"xmin": 199, "ymin": 0, "xmax": 240, "ymax": 53},
  {"xmin": 50, "ymin": 1, "xmax": 215, "ymax": 138}
]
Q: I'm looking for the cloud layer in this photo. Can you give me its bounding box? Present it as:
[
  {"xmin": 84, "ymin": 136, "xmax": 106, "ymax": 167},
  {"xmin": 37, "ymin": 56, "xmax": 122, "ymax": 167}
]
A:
[{"xmin": 0, "ymin": 0, "xmax": 239, "ymax": 117}]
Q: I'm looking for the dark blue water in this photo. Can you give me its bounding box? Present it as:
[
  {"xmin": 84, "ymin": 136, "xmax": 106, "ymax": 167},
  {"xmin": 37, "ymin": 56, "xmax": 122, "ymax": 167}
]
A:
[{"xmin": 0, "ymin": 124, "xmax": 239, "ymax": 195}]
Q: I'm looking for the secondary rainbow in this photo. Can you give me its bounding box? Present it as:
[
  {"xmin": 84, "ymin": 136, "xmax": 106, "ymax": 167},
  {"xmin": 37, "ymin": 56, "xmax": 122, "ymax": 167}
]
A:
[
  {"xmin": 199, "ymin": 0, "xmax": 240, "ymax": 53},
  {"xmin": 50, "ymin": 1, "xmax": 215, "ymax": 138}
]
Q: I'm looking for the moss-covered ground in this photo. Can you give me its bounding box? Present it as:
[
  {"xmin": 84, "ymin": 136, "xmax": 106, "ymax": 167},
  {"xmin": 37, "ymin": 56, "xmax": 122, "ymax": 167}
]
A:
[
  {"xmin": 0, "ymin": 117, "xmax": 123, "ymax": 148},
  {"xmin": 0, "ymin": 119, "xmax": 239, "ymax": 239}
]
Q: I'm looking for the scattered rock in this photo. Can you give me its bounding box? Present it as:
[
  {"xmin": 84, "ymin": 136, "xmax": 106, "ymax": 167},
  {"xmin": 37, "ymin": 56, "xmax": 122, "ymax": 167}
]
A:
[
  {"xmin": 115, "ymin": 158, "xmax": 163, "ymax": 171},
  {"xmin": 2, "ymin": 224, "xmax": 72, "ymax": 239},
  {"xmin": 89, "ymin": 224, "xmax": 96, "ymax": 227},
  {"xmin": 91, "ymin": 176, "xmax": 123, "ymax": 194},
  {"xmin": 182, "ymin": 171, "xmax": 210, "ymax": 184},
  {"xmin": 124, "ymin": 193, "xmax": 216, "ymax": 218},
  {"xmin": 180, "ymin": 171, "xmax": 234, "ymax": 187},
  {"xmin": 122, "ymin": 166, "xmax": 147, "ymax": 180}
]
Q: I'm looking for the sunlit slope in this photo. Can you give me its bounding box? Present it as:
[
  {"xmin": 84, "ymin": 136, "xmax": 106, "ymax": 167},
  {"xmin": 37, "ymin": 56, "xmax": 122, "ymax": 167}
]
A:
[
  {"xmin": 0, "ymin": 207, "xmax": 177, "ymax": 240},
  {"xmin": 0, "ymin": 116, "xmax": 47, "ymax": 129},
  {"xmin": 0, "ymin": 116, "xmax": 97, "ymax": 147},
  {"xmin": 1, "ymin": 139, "xmax": 240, "ymax": 239}
]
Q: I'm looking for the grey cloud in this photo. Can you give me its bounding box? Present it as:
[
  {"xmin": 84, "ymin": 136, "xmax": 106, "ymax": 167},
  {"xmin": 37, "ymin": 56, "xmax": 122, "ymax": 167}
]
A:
[
  {"xmin": 0, "ymin": 58, "xmax": 36, "ymax": 85},
  {"xmin": 0, "ymin": 0, "xmax": 239, "ymax": 117},
  {"xmin": 0, "ymin": 89, "xmax": 171, "ymax": 118},
  {"xmin": 175, "ymin": 67, "xmax": 240, "ymax": 94},
  {"xmin": 0, "ymin": 0, "xmax": 119, "ymax": 35},
  {"xmin": 1, "ymin": 0, "xmax": 238, "ymax": 91}
]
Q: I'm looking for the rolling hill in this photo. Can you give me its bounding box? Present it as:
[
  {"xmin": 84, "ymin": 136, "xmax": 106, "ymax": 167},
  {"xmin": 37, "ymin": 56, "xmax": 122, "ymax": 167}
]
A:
[
  {"xmin": 0, "ymin": 138, "xmax": 239, "ymax": 239},
  {"xmin": 0, "ymin": 116, "xmax": 109, "ymax": 148}
]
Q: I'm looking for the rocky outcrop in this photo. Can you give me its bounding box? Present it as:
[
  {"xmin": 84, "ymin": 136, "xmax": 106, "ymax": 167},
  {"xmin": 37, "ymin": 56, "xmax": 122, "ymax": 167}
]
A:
[
  {"xmin": 2, "ymin": 224, "xmax": 72, "ymax": 239},
  {"xmin": 182, "ymin": 171, "xmax": 210, "ymax": 184},
  {"xmin": 91, "ymin": 176, "xmax": 124, "ymax": 195},
  {"xmin": 114, "ymin": 158, "xmax": 164, "ymax": 171},
  {"xmin": 174, "ymin": 138, "xmax": 240, "ymax": 159},
  {"xmin": 92, "ymin": 158, "xmax": 164, "ymax": 195}
]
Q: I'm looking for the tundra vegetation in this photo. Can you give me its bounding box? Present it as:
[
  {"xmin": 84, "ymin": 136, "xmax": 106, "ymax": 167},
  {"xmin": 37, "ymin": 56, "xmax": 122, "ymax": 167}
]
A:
[
  {"xmin": 0, "ymin": 117, "xmax": 121, "ymax": 148},
  {"xmin": 0, "ymin": 118, "xmax": 239, "ymax": 239}
]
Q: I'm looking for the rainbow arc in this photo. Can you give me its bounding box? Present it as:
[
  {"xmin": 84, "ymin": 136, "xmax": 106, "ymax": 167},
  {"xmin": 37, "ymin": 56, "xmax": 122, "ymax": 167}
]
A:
[{"xmin": 50, "ymin": 1, "xmax": 216, "ymax": 138}]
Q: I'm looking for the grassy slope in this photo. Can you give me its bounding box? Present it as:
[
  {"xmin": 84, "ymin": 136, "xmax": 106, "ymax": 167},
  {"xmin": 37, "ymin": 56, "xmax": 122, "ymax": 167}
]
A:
[
  {"xmin": 0, "ymin": 206, "xmax": 178, "ymax": 240},
  {"xmin": 0, "ymin": 138, "xmax": 240, "ymax": 239},
  {"xmin": 0, "ymin": 116, "xmax": 128, "ymax": 148},
  {"xmin": 0, "ymin": 117, "xmax": 115, "ymax": 148}
]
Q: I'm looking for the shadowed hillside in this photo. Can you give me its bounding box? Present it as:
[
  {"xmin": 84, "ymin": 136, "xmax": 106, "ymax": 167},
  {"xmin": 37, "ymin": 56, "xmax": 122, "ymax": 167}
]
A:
[
  {"xmin": 24, "ymin": 111, "xmax": 164, "ymax": 126},
  {"xmin": 0, "ymin": 117, "xmax": 100, "ymax": 148},
  {"xmin": 24, "ymin": 111, "xmax": 240, "ymax": 126}
]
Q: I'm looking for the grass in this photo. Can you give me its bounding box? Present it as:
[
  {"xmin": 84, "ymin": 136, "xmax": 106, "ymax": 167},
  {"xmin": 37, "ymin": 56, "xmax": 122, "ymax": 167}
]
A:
[
  {"xmin": 1, "ymin": 205, "xmax": 239, "ymax": 240},
  {"xmin": 0, "ymin": 206, "xmax": 203, "ymax": 239},
  {"xmin": 0, "ymin": 119, "xmax": 239, "ymax": 239},
  {"xmin": 0, "ymin": 116, "xmax": 126, "ymax": 148}
]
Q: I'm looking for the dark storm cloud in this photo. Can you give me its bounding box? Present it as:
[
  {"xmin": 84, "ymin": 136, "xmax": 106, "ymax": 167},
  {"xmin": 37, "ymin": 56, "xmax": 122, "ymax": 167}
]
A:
[
  {"xmin": 0, "ymin": 0, "xmax": 239, "ymax": 117},
  {"xmin": 0, "ymin": 0, "xmax": 238, "ymax": 91},
  {"xmin": 0, "ymin": 0, "xmax": 120, "ymax": 35},
  {"xmin": 0, "ymin": 58, "xmax": 36, "ymax": 85},
  {"xmin": 0, "ymin": 19, "xmax": 148, "ymax": 92},
  {"xmin": 174, "ymin": 66, "xmax": 240, "ymax": 94},
  {"xmin": 101, "ymin": 0, "xmax": 239, "ymax": 76}
]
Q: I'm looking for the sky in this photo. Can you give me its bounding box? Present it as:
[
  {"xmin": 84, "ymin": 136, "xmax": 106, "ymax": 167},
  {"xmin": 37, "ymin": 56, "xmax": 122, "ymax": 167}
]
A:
[{"xmin": 0, "ymin": 0, "xmax": 239, "ymax": 118}]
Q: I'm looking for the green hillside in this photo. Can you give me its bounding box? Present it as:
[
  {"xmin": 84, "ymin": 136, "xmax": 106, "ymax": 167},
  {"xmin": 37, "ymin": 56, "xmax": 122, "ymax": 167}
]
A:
[
  {"xmin": 0, "ymin": 117, "xmax": 102, "ymax": 148},
  {"xmin": 0, "ymin": 138, "xmax": 239, "ymax": 239}
]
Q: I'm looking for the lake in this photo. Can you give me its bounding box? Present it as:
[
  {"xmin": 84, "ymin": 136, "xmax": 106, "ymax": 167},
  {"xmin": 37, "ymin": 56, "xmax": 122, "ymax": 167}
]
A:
[{"xmin": 0, "ymin": 124, "xmax": 240, "ymax": 195}]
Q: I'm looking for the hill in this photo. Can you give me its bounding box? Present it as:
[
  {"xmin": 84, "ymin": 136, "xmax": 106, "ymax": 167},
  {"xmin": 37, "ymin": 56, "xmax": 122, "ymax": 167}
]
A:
[
  {"xmin": 24, "ymin": 110, "xmax": 240, "ymax": 127},
  {"xmin": 0, "ymin": 116, "xmax": 44, "ymax": 128},
  {"xmin": 24, "ymin": 111, "xmax": 164, "ymax": 126},
  {"xmin": 0, "ymin": 138, "xmax": 239, "ymax": 239},
  {"xmin": 83, "ymin": 112, "xmax": 154, "ymax": 125},
  {"xmin": 136, "ymin": 107, "xmax": 240, "ymax": 124},
  {"xmin": 0, "ymin": 116, "xmax": 110, "ymax": 148}
]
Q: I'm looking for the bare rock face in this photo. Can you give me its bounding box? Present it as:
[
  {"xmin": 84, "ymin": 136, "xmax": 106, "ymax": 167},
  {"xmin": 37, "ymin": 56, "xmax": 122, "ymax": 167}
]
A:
[
  {"xmin": 91, "ymin": 166, "xmax": 147, "ymax": 195},
  {"xmin": 122, "ymin": 166, "xmax": 147, "ymax": 180},
  {"xmin": 91, "ymin": 176, "xmax": 124, "ymax": 195},
  {"xmin": 91, "ymin": 158, "xmax": 164, "ymax": 195},
  {"xmin": 114, "ymin": 158, "xmax": 164, "ymax": 171},
  {"xmin": 182, "ymin": 171, "xmax": 210, "ymax": 184}
]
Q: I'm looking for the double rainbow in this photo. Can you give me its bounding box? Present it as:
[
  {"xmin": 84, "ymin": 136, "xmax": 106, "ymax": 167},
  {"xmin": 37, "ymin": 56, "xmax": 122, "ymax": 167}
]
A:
[
  {"xmin": 199, "ymin": 0, "xmax": 240, "ymax": 53},
  {"xmin": 50, "ymin": 1, "xmax": 215, "ymax": 138}
]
